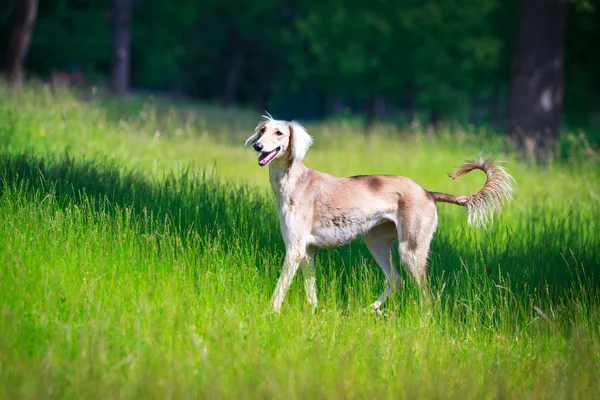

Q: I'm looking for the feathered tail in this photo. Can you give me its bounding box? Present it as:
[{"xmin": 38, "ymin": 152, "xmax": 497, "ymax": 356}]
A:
[{"xmin": 428, "ymin": 156, "xmax": 515, "ymax": 227}]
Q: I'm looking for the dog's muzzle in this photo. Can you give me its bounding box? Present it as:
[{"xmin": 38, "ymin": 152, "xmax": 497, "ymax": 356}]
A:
[{"xmin": 258, "ymin": 147, "xmax": 281, "ymax": 166}]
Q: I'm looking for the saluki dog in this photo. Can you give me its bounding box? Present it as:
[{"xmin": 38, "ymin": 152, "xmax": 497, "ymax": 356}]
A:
[{"xmin": 245, "ymin": 114, "xmax": 514, "ymax": 313}]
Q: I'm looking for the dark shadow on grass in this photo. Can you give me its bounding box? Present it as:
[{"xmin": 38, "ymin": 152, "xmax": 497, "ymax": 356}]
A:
[
  {"xmin": 1, "ymin": 152, "xmax": 598, "ymax": 317},
  {"xmin": 0, "ymin": 151, "xmax": 284, "ymax": 263}
]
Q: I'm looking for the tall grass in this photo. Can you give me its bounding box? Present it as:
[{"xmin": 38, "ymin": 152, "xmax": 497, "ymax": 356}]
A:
[{"xmin": 0, "ymin": 85, "xmax": 599, "ymax": 398}]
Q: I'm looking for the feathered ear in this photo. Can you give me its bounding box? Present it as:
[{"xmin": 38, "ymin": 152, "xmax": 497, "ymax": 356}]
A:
[
  {"xmin": 244, "ymin": 121, "xmax": 266, "ymax": 147},
  {"xmin": 244, "ymin": 132, "xmax": 259, "ymax": 147},
  {"xmin": 288, "ymin": 121, "xmax": 313, "ymax": 160}
]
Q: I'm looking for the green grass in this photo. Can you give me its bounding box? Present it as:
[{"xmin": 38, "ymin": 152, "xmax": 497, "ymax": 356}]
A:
[{"xmin": 1, "ymin": 85, "xmax": 599, "ymax": 398}]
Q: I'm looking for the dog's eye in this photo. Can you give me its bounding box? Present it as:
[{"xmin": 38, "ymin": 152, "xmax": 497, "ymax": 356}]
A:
[
  {"xmin": 260, "ymin": 127, "xmax": 266, "ymax": 133},
  {"xmin": 275, "ymin": 131, "xmax": 283, "ymax": 136}
]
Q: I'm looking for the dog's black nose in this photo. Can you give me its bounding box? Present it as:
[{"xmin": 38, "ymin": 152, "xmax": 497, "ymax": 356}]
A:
[{"xmin": 254, "ymin": 142, "xmax": 263, "ymax": 151}]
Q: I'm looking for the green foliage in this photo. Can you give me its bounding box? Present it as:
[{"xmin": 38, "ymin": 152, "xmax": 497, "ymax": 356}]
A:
[
  {"xmin": 564, "ymin": 5, "xmax": 600, "ymax": 124},
  {"xmin": 401, "ymin": 0, "xmax": 501, "ymax": 114},
  {"xmin": 1, "ymin": 87, "xmax": 600, "ymax": 397},
  {"xmin": 29, "ymin": 0, "xmax": 111, "ymax": 76},
  {"xmin": 2, "ymin": 0, "xmax": 599, "ymax": 130}
]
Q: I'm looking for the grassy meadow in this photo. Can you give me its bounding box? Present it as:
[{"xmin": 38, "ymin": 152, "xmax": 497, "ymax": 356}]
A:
[{"xmin": 1, "ymin": 85, "xmax": 599, "ymax": 399}]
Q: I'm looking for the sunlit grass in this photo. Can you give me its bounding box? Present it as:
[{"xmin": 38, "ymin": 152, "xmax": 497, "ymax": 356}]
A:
[{"xmin": 0, "ymin": 85, "xmax": 599, "ymax": 398}]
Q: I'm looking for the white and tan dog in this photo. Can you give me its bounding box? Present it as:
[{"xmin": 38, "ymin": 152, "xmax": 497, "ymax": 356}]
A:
[{"xmin": 245, "ymin": 114, "xmax": 514, "ymax": 313}]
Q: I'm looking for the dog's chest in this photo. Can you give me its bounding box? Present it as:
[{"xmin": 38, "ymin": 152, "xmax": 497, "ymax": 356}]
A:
[{"xmin": 275, "ymin": 197, "xmax": 306, "ymax": 245}]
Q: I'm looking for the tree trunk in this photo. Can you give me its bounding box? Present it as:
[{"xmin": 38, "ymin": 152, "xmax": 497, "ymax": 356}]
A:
[
  {"xmin": 332, "ymin": 96, "xmax": 344, "ymax": 116},
  {"xmin": 365, "ymin": 94, "xmax": 376, "ymax": 134},
  {"xmin": 4, "ymin": 0, "xmax": 39, "ymax": 87},
  {"xmin": 506, "ymin": 0, "xmax": 569, "ymax": 163},
  {"xmin": 221, "ymin": 29, "xmax": 245, "ymax": 108},
  {"xmin": 404, "ymin": 87, "xmax": 416, "ymax": 126},
  {"xmin": 256, "ymin": 81, "xmax": 271, "ymax": 112},
  {"xmin": 429, "ymin": 109, "xmax": 441, "ymax": 128},
  {"xmin": 364, "ymin": 94, "xmax": 386, "ymax": 133},
  {"xmin": 374, "ymin": 94, "xmax": 386, "ymax": 120},
  {"xmin": 490, "ymin": 85, "xmax": 502, "ymax": 129},
  {"xmin": 221, "ymin": 49, "xmax": 244, "ymax": 107},
  {"xmin": 469, "ymin": 96, "xmax": 483, "ymax": 126},
  {"xmin": 256, "ymin": 62, "xmax": 275, "ymax": 112},
  {"xmin": 110, "ymin": 0, "xmax": 133, "ymax": 96}
]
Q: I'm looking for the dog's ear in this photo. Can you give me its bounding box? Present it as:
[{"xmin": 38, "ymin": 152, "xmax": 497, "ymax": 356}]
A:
[
  {"xmin": 244, "ymin": 132, "xmax": 259, "ymax": 147},
  {"xmin": 244, "ymin": 121, "xmax": 265, "ymax": 147},
  {"xmin": 288, "ymin": 121, "xmax": 313, "ymax": 160}
]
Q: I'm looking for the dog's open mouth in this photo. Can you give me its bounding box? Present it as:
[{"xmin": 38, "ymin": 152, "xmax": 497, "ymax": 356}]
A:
[{"xmin": 258, "ymin": 147, "xmax": 281, "ymax": 166}]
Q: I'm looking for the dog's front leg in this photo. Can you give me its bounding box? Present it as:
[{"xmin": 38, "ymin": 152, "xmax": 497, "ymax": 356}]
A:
[
  {"xmin": 272, "ymin": 247, "xmax": 305, "ymax": 313},
  {"xmin": 300, "ymin": 248, "xmax": 317, "ymax": 313}
]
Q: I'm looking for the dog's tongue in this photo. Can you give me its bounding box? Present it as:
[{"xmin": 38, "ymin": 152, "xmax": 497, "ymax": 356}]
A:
[{"xmin": 258, "ymin": 149, "xmax": 278, "ymax": 166}]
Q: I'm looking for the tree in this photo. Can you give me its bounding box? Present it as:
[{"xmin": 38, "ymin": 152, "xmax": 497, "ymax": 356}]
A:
[
  {"xmin": 27, "ymin": 1, "xmax": 111, "ymax": 78},
  {"xmin": 297, "ymin": 0, "xmax": 502, "ymax": 129},
  {"xmin": 506, "ymin": 0, "xmax": 570, "ymax": 162},
  {"xmin": 297, "ymin": 0, "xmax": 409, "ymax": 129},
  {"xmin": 563, "ymin": 2, "xmax": 600, "ymax": 126},
  {"xmin": 110, "ymin": 0, "xmax": 133, "ymax": 95},
  {"xmin": 4, "ymin": 0, "xmax": 39, "ymax": 87},
  {"xmin": 400, "ymin": 0, "xmax": 501, "ymax": 126}
]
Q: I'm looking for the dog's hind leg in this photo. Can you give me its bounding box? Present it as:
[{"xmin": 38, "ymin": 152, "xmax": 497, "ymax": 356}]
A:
[
  {"xmin": 365, "ymin": 222, "xmax": 403, "ymax": 310},
  {"xmin": 301, "ymin": 247, "xmax": 318, "ymax": 312},
  {"xmin": 272, "ymin": 246, "xmax": 306, "ymax": 313},
  {"xmin": 398, "ymin": 205, "xmax": 438, "ymax": 298}
]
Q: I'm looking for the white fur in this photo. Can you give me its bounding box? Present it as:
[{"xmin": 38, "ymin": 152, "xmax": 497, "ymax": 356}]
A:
[
  {"xmin": 244, "ymin": 112, "xmax": 274, "ymax": 147},
  {"xmin": 289, "ymin": 121, "xmax": 313, "ymax": 160}
]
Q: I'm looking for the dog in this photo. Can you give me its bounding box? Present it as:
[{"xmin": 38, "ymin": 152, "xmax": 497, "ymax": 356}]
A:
[{"xmin": 245, "ymin": 114, "xmax": 514, "ymax": 313}]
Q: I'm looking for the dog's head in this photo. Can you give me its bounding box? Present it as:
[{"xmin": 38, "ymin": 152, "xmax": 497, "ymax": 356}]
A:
[{"xmin": 244, "ymin": 113, "xmax": 313, "ymax": 167}]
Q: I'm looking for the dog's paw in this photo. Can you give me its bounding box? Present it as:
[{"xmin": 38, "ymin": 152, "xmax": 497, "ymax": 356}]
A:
[{"xmin": 363, "ymin": 305, "xmax": 389, "ymax": 318}]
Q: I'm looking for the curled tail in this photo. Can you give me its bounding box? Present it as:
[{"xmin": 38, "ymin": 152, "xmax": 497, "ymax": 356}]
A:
[{"xmin": 428, "ymin": 156, "xmax": 515, "ymax": 227}]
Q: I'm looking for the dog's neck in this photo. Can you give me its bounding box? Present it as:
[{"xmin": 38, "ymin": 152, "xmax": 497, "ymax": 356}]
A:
[{"xmin": 268, "ymin": 157, "xmax": 306, "ymax": 204}]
